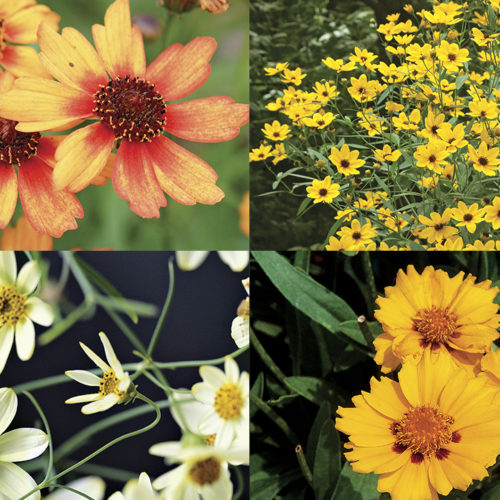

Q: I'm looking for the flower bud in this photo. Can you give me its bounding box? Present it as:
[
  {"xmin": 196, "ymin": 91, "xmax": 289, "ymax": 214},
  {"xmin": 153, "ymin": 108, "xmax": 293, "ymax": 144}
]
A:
[{"xmin": 200, "ymin": 0, "xmax": 230, "ymax": 14}]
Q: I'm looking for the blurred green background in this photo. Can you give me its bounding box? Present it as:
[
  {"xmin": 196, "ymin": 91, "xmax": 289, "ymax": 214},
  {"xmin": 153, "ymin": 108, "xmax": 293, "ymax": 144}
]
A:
[{"xmin": 12, "ymin": 0, "xmax": 249, "ymax": 250}]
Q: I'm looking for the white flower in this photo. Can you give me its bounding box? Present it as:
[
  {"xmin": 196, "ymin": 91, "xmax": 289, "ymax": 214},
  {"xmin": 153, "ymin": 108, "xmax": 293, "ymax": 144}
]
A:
[
  {"xmin": 0, "ymin": 387, "xmax": 49, "ymax": 500},
  {"xmin": 149, "ymin": 442, "xmax": 248, "ymax": 500},
  {"xmin": 65, "ymin": 332, "xmax": 136, "ymax": 414},
  {"xmin": 44, "ymin": 476, "xmax": 106, "ymax": 500},
  {"xmin": 231, "ymin": 278, "xmax": 249, "ymax": 348},
  {"xmin": 0, "ymin": 252, "xmax": 54, "ymax": 373},
  {"xmin": 191, "ymin": 357, "xmax": 249, "ymax": 449},
  {"xmin": 175, "ymin": 252, "xmax": 249, "ymax": 272},
  {"xmin": 108, "ymin": 472, "xmax": 158, "ymax": 500}
]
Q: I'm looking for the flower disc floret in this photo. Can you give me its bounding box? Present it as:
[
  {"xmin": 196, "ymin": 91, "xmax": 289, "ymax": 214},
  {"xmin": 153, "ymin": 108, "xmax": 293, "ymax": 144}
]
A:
[
  {"xmin": 0, "ymin": 118, "xmax": 40, "ymax": 165},
  {"xmin": 0, "ymin": 285, "xmax": 27, "ymax": 326},
  {"xmin": 93, "ymin": 76, "xmax": 166, "ymax": 142}
]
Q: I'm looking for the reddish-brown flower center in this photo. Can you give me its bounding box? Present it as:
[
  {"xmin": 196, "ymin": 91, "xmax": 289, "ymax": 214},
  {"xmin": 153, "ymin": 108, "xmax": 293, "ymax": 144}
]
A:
[
  {"xmin": 319, "ymin": 188, "xmax": 328, "ymax": 196},
  {"xmin": 478, "ymin": 157, "xmax": 488, "ymax": 166},
  {"xmin": 392, "ymin": 405, "xmax": 454, "ymax": 458},
  {"xmin": 188, "ymin": 457, "xmax": 221, "ymax": 485},
  {"xmin": 414, "ymin": 306, "xmax": 457, "ymax": 345},
  {"xmin": 0, "ymin": 118, "xmax": 40, "ymax": 165},
  {"xmin": 340, "ymin": 159, "xmax": 350, "ymax": 168},
  {"xmin": 463, "ymin": 213, "xmax": 473, "ymax": 222},
  {"xmin": 93, "ymin": 76, "xmax": 166, "ymax": 143}
]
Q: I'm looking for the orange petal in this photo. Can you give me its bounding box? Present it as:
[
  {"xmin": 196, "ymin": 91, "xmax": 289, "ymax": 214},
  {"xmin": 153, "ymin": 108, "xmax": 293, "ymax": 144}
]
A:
[
  {"xmin": 146, "ymin": 37, "xmax": 216, "ymax": 101},
  {"xmin": 0, "ymin": 0, "xmax": 36, "ymax": 19},
  {"xmin": 35, "ymin": 136, "xmax": 63, "ymax": 168},
  {"xmin": 4, "ymin": 5, "xmax": 60, "ymax": 44},
  {"xmin": 112, "ymin": 141, "xmax": 166, "ymax": 218},
  {"xmin": 0, "ymin": 77, "xmax": 94, "ymax": 132},
  {"xmin": 165, "ymin": 97, "xmax": 249, "ymax": 143},
  {"xmin": 38, "ymin": 23, "xmax": 108, "ymax": 93},
  {"xmin": 91, "ymin": 152, "xmax": 114, "ymax": 186},
  {"xmin": 54, "ymin": 122, "xmax": 115, "ymax": 192},
  {"xmin": 92, "ymin": 0, "xmax": 145, "ymax": 78},
  {"xmin": 0, "ymin": 45, "xmax": 52, "ymax": 78},
  {"xmin": 148, "ymin": 135, "xmax": 224, "ymax": 205},
  {"xmin": 1, "ymin": 215, "xmax": 53, "ymax": 250},
  {"xmin": 0, "ymin": 162, "xmax": 17, "ymax": 229},
  {"xmin": 18, "ymin": 156, "xmax": 83, "ymax": 237}
]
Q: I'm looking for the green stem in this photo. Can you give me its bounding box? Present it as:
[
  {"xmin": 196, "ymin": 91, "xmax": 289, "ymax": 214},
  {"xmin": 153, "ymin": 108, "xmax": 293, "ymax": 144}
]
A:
[
  {"xmin": 22, "ymin": 391, "xmax": 53, "ymax": 485},
  {"xmin": 357, "ymin": 315, "xmax": 374, "ymax": 348},
  {"xmin": 147, "ymin": 257, "xmax": 175, "ymax": 357},
  {"xmin": 231, "ymin": 464, "xmax": 245, "ymax": 500},
  {"xmin": 48, "ymin": 485, "xmax": 93, "ymax": 500},
  {"xmin": 251, "ymin": 329, "xmax": 288, "ymax": 383},
  {"xmin": 295, "ymin": 444, "xmax": 314, "ymax": 490},
  {"xmin": 360, "ymin": 252, "xmax": 377, "ymax": 317},
  {"xmin": 154, "ymin": 345, "xmax": 249, "ymax": 369}
]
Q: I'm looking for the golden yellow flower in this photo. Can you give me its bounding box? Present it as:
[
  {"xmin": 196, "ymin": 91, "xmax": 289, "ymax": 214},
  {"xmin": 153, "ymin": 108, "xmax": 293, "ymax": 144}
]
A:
[
  {"xmin": 373, "ymin": 265, "xmax": 500, "ymax": 374},
  {"xmin": 336, "ymin": 351, "xmax": 500, "ymax": 500}
]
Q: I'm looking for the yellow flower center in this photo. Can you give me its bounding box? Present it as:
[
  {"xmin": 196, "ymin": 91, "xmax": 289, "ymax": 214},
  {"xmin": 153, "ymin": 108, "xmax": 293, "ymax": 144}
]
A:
[
  {"xmin": 189, "ymin": 457, "xmax": 221, "ymax": 485},
  {"xmin": 99, "ymin": 370, "xmax": 124, "ymax": 397},
  {"xmin": 93, "ymin": 76, "xmax": 166, "ymax": 143},
  {"xmin": 0, "ymin": 118, "xmax": 41, "ymax": 165},
  {"xmin": 392, "ymin": 405, "xmax": 455, "ymax": 460},
  {"xmin": 204, "ymin": 433, "xmax": 216, "ymax": 446},
  {"xmin": 214, "ymin": 383, "xmax": 242, "ymax": 420},
  {"xmin": 0, "ymin": 285, "xmax": 27, "ymax": 326},
  {"xmin": 413, "ymin": 306, "xmax": 457, "ymax": 346}
]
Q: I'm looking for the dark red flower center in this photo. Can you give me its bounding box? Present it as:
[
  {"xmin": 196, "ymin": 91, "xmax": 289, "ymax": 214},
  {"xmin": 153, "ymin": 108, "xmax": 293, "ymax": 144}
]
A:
[
  {"xmin": 93, "ymin": 76, "xmax": 166, "ymax": 143},
  {"xmin": 463, "ymin": 213, "xmax": 473, "ymax": 222},
  {"xmin": 352, "ymin": 231, "xmax": 362, "ymax": 240},
  {"xmin": 0, "ymin": 118, "xmax": 40, "ymax": 166},
  {"xmin": 478, "ymin": 157, "xmax": 488, "ymax": 166},
  {"xmin": 340, "ymin": 159, "xmax": 350, "ymax": 168},
  {"xmin": 319, "ymin": 188, "xmax": 328, "ymax": 196}
]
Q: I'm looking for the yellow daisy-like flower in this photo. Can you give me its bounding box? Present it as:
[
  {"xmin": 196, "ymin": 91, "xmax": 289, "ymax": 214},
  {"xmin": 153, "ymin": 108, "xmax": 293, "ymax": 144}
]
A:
[
  {"xmin": 433, "ymin": 236, "xmax": 464, "ymax": 251},
  {"xmin": 418, "ymin": 209, "xmax": 458, "ymax": 243},
  {"xmin": 336, "ymin": 351, "xmax": 500, "ymax": 500},
  {"xmin": 329, "ymin": 144, "xmax": 365, "ymax": 176},
  {"xmin": 484, "ymin": 196, "xmax": 500, "ymax": 229},
  {"xmin": 312, "ymin": 81, "xmax": 339, "ymax": 104},
  {"xmin": 374, "ymin": 144, "xmax": 401, "ymax": 163},
  {"xmin": 464, "ymin": 240, "xmax": 496, "ymax": 250},
  {"xmin": 306, "ymin": 176, "xmax": 340, "ymax": 204},
  {"xmin": 349, "ymin": 47, "xmax": 378, "ymax": 69},
  {"xmin": 414, "ymin": 141, "xmax": 450, "ymax": 172},
  {"xmin": 436, "ymin": 40, "xmax": 470, "ymax": 72},
  {"xmin": 436, "ymin": 123, "xmax": 468, "ymax": 152},
  {"xmin": 302, "ymin": 112, "xmax": 335, "ymax": 129},
  {"xmin": 468, "ymin": 99, "xmax": 499, "ymax": 120},
  {"xmin": 65, "ymin": 331, "xmax": 137, "ymax": 414},
  {"xmin": 348, "ymin": 74, "xmax": 378, "ymax": 103},
  {"xmin": 373, "ymin": 265, "xmax": 500, "ymax": 374},
  {"xmin": 467, "ymin": 141, "xmax": 500, "ymax": 176},
  {"xmin": 321, "ymin": 57, "xmax": 356, "ymax": 72},
  {"xmin": 325, "ymin": 236, "xmax": 346, "ymax": 251},
  {"xmin": 281, "ymin": 67, "xmax": 306, "ymax": 86},
  {"xmin": 261, "ymin": 121, "xmax": 290, "ymax": 141},
  {"xmin": 271, "ymin": 143, "xmax": 287, "ymax": 165},
  {"xmin": 337, "ymin": 219, "xmax": 377, "ymax": 250},
  {"xmin": 420, "ymin": 109, "xmax": 445, "ymax": 140},
  {"xmin": 450, "ymin": 201, "xmax": 485, "ymax": 233},
  {"xmin": 249, "ymin": 144, "xmax": 272, "ymax": 162},
  {"xmin": 263, "ymin": 62, "xmax": 289, "ymax": 76}
]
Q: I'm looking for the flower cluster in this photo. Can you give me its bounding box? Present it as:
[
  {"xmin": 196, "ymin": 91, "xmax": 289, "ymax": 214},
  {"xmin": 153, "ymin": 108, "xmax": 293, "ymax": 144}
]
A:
[
  {"xmin": 336, "ymin": 265, "xmax": 500, "ymax": 499},
  {"xmin": 251, "ymin": 0, "xmax": 500, "ymax": 250},
  {"xmin": 0, "ymin": 0, "xmax": 248, "ymax": 245}
]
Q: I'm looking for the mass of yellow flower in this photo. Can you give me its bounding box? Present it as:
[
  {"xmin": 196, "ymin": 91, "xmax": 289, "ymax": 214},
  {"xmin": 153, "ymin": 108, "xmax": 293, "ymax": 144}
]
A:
[{"xmin": 251, "ymin": 0, "xmax": 500, "ymax": 250}]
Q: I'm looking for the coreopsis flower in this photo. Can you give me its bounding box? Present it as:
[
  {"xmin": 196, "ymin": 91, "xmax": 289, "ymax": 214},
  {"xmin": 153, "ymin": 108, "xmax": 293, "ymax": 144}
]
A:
[
  {"xmin": 231, "ymin": 278, "xmax": 249, "ymax": 348},
  {"xmin": 191, "ymin": 356, "xmax": 249, "ymax": 448},
  {"xmin": 336, "ymin": 351, "xmax": 500, "ymax": 500},
  {"xmin": 349, "ymin": 47, "xmax": 378, "ymax": 69},
  {"xmin": 373, "ymin": 265, "xmax": 500, "ymax": 374},
  {"xmin": 175, "ymin": 251, "xmax": 249, "ymax": 272},
  {"xmin": 484, "ymin": 196, "xmax": 500, "ymax": 229},
  {"xmin": 0, "ymin": 387, "xmax": 49, "ymax": 500},
  {"xmin": 0, "ymin": 252, "xmax": 54, "ymax": 373},
  {"xmin": 450, "ymin": 201, "xmax": 485, "ymax": 233},
  {"xmin": 374, "ymin": 144, "xmax": 401, "ymax": 163},
  {"xmin": 1, "ymin": 215, "xmax": 53, "ymax": 250},
  {"xmin": 44, "ymin": 476, "xmax": 106, "ymax": 500},
  {"xmin": 150, "ymin": 441, "xmax": 247, "ymax": 500},
  {"xmin": 467, "ymin": 141, "xmax": 500, "ymax": 176},
  {"xmin": 436, "ymin": 40, "xmax": 470, "ymax": 72},
  {"xmin": 329, "ymin": 144, "xmax": 365, "ymax": 176},
  {"xmin": 261, "ymin": 120, "xmax": 290, "ymax": 141},
  {"xmin": 271, "ymin": 142, "xmax": 287, "ymax": 164},
  {"xmin": 306, "ymin": 176, "xmax": 340, "ymax": 204},
  {"xmin": 0, "ymin": 0, "xmax": 248, "ymax": 218},
  {"xmin": 336, "ymin": 219, "xmax": 377, "ymax": 250},
  {"xmin": 108, "ymin": 473, "xmax": 158, "ymax": 500},
  {"xmin": 302, "ymin": 112, "xmax": 335, "ymax": 129},
  {"xmin": 249, "ymin": 144, "xmax": 272, "ymax": 162},
  {"xmin": 0, "ymin": 0, "xmax": 59, "ymax": 78},
  {"xmin": 0, "ymin": 71, "xmax": 84, "ymax": 236},
  {"xmin": 65, "ymin": 331, "xmax": 136, "ymax": 414},
  {"xmin": 325, "ymin": 236, "xmax": 346, "ymax": 251},
  {"xmin": 414, "ymin": 141, "xmax": 450, "ymax": 172},
  {"xmin": 321, "ymin": 57, "xmax": 356, "ymax": 72},
  {"xmin": 436, "ymin": 123, "xmax": 468, "ymax": 152},
  {"xmin": 263, "ymin": 62, "xmax": 289, "ymax": 76},
  {"xmin": 418, "ymin": 210, "xmax": 459, "ymax": 243},
  {"xmin": 468, "ymin": 99, "xmax": 499, "ymax": 120}
]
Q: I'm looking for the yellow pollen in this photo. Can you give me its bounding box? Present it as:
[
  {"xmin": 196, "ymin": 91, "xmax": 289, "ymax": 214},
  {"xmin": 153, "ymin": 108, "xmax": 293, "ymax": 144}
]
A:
[
  {"xmin": 214, "ymin": 383, "xmax": 243, "ymax": 420},
  {"xmin": 188, "ymin": 457, "xmax": 221, "ymax": 485},
  {"xmin": 99, "ymin": 370, "xmax": 124, "ymax": 397},
  {"xmin": 393, "ymin": 405, "xmax": 454, "ymax": 456},
  {"xmin": 0, "ymin": 285, "xmax": 27, "ymax": 326},
  {"xmin": 204, "ymin": 433, "xmax": 216, "ymax": 446},
  {"xmin": 414, "ymin": 306, "xmax": 457, "ymax": 344}
]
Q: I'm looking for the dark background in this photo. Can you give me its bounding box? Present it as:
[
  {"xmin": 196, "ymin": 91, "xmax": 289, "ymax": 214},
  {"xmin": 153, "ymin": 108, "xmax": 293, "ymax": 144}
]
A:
[{"xmin": 1, "ymin": 251, "xmax": 249, "ymax": 497}]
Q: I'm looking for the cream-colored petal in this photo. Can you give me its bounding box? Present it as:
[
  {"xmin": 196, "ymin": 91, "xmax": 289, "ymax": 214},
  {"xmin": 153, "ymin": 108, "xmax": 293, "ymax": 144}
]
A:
[
  {"xmin": 175, "ymin": 251, "xmax": 209, "ymax": 271},
  {"xmin": 217, "ymin": 251, "xmax": 249, "ymax": 272},
  {"xmin": 65, "ymin": 393, "xmax": 101, "ymax": 404},
  {"xmin": 0, "ymin": 462, "xmax": 39, "ymax": 500},
  {"xmin": 149, "ymin": 441, "xmax": 182, "ymax": 458},
  {"xmin": 0, "ymin": 325, "xmax": 14, "ymax": 374},
  {"xmin": 79, "ymin": 341, "xmax": 110, "ymax": 372},
  {"xmin": 199, "ymin": 365, "xmax": 226, "ymax": 389},
  {"xmin": 15, "ymin": 260, "xmax": 40, "ymax": 295},
  {"xmin": 82, "ymin": 393, "xmax": 119, "ymax": 414},
  {"xmin": 224, "ymin": 356, "xmax": 240, "ymax": 384},
  {"xmin": 44, "ymin": 476, "xmax": 106, "ymax": 500},
  {"xmin": 25, "ymin": 297, "xmax": 54, "ymax": 326},
  {"xmin": 192, "ymin": 383, "xmax": 215, "ymax": 405},
  {"xmin": 0, "ymin": 250, "xmax": 16, "ymax": 285},
  {"xmin": 15, "ymin": 317, "xmax": 35, "ymax": 361},
  {"xmin": 98, "ymin": 332, "xmax": 124, "ymax": 378},
  {"xmin": 65, "ymin": 370, "xmax": 101, "ymax": 386},
  {"xmin": 0, "ymin": 387, "xmax": 17, "ymax": 435},
  {"xmin": 0, "ymin": 428, "xmax": 48, "ymax": 462}
]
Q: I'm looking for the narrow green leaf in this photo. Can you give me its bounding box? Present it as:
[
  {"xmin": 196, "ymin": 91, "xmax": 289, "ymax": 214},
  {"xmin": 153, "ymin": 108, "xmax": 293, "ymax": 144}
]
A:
[
  {"xmin": 331, "ymin": 462, "xmax": 379, "ymax": 500},
  {"xmin": 306, "ymin": 402, "xmax": 332, "ymax": 467},
  {"xmin": 337, "ymin": 319, "xmax": 382, "ymax": 347},
  {"xmin": 285, "ymin": 376, "xmax": 334, "ymax": 405},
  {"xmin": 313, "ymin": 418, "xmax": 341, "ymax": 500}
]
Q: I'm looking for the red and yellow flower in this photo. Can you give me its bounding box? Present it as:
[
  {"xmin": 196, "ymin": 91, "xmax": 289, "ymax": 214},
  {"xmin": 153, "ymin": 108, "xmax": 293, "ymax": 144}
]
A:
[{"xmin": 0, "ymin": 0, "xmax": 249, "ymax": 218}]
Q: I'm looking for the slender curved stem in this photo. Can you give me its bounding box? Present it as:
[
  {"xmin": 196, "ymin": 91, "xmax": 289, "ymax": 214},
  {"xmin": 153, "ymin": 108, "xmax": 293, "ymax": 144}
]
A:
[{"xmin": 48, "ymin": 484, "xmax": 93, "ymax": 500}]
